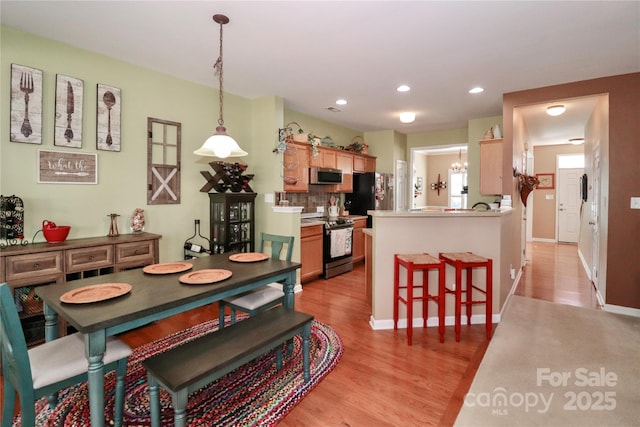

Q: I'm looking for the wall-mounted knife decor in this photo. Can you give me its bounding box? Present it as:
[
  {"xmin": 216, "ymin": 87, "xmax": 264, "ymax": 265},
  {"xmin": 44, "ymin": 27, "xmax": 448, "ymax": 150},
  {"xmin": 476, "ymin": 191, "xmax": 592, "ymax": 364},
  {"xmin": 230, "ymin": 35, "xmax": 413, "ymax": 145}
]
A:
[{"xmin": 54, "ymin": 74, "xmax": 84, "ymax": 148}]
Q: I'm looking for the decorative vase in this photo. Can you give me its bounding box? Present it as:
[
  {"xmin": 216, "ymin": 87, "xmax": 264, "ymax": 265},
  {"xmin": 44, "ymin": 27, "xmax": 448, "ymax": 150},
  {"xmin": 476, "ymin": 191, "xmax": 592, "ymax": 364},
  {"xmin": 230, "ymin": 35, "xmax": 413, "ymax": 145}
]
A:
[
  {"xmin": 130, "ymin": 208, "xmax": 145, "ymax": 233},
  {"xmin": 493, "ymin": 125, "xmax": 502, "ymax": 139}
]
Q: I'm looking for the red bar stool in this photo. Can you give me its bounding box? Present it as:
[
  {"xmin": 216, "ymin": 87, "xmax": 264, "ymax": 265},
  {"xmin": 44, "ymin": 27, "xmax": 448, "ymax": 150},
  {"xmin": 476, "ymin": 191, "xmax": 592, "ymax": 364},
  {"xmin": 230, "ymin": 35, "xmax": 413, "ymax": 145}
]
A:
[
  {"xmin": 439, "ymin": 252, "xmax": 493, "ymax": 341},
  {"xmin": 393, "ymin": 253, "xmax": 445, "ymax": 346}
]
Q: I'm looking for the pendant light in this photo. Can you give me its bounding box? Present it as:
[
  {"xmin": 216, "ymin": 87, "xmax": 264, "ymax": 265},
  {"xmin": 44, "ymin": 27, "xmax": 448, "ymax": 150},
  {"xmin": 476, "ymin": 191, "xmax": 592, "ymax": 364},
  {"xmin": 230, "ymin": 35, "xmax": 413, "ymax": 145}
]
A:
[
  {"xmin": 194, "ymin": 14, "xmax": 248, "ymax": 158},
  {"xmin": 451, "ymin": 149, "xmax": 467, "ymax": 172}
]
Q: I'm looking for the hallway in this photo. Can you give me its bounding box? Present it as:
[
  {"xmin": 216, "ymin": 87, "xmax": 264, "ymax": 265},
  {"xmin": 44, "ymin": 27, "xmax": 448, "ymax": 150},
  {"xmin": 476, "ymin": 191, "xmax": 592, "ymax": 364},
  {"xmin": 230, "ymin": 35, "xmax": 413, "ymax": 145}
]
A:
[{"xmin": 514, "ymin": 241, "xmax": 599, "ymax": 309}]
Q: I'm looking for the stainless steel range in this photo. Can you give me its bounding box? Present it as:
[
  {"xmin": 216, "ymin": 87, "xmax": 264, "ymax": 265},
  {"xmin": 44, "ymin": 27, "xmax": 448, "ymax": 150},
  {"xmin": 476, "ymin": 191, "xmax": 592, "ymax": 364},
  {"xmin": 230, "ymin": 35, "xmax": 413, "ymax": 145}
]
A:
[{"xmin": 322, "ymin": 217, "xmax": 354, "ymax": 279}]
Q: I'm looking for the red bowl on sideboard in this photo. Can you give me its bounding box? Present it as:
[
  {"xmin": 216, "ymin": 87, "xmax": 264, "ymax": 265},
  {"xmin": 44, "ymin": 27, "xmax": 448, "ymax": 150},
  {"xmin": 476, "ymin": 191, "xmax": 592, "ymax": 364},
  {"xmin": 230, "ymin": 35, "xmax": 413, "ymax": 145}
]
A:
[{"xmin": 42, "ymin": 220, "xmax": 71, "ymax": 243}]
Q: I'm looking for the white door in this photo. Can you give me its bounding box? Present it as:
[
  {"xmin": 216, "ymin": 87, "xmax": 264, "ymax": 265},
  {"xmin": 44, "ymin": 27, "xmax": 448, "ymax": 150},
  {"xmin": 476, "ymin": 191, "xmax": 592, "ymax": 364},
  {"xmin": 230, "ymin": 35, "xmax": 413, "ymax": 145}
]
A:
[{"xmin": 557, "ymin": 168, "xmax": 583, "ymax": 242}]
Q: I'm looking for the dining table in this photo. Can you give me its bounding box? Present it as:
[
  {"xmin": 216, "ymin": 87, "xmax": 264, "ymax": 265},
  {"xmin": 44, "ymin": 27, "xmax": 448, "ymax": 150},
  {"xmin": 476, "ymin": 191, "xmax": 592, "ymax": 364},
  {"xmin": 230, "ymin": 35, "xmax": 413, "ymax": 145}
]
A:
[{"xmin": 36, "ymin": 252, "xmax": 300, "ymax": 427}]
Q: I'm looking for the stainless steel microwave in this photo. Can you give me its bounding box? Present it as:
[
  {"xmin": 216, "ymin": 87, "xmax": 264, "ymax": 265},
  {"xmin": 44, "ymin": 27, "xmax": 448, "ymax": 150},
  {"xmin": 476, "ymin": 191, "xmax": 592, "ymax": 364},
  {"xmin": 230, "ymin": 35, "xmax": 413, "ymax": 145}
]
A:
[{"xmin": 309, "ymin": 167, "xmax": 343, "ymax": 184}]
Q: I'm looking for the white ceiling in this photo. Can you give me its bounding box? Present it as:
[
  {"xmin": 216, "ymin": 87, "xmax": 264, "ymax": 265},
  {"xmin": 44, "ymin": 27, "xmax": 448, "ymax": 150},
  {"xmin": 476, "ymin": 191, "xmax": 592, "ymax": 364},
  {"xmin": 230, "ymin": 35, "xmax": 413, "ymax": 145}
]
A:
[{"xmin": 2, "ymin": 1, "xmax": 638, "ymax": 145}]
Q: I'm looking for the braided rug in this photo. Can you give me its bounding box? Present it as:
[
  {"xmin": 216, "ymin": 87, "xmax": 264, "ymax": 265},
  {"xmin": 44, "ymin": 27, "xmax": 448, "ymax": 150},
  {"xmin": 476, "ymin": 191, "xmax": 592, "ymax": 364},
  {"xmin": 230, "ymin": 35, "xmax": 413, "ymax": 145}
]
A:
[{"xmin": 15, "ymin": 317, "xmax": 343, "ymax": 427}]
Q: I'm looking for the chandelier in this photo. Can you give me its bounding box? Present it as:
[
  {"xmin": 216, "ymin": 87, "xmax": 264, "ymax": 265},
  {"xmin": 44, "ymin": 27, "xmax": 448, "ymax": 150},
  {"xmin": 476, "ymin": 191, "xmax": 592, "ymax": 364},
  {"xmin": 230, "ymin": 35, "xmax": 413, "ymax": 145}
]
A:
[
  {"xmin": 194, "ymin": 14, "xmax": 248, "ymax": 158},
  {"xmin": 451, "ymin": 149, "xmax": 467, "ymax": 172}
]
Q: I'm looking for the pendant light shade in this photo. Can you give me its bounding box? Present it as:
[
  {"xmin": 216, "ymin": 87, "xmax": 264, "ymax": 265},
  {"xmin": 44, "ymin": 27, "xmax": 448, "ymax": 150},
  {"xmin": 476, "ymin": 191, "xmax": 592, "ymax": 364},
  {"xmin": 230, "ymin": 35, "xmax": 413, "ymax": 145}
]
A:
[
  {"xmin": 194, "ymin": 126, "xmax": 248, "ymax": 158},
  {"xmin": 194, "ymin": 14, "xmax": 248, "ymax": 159}
]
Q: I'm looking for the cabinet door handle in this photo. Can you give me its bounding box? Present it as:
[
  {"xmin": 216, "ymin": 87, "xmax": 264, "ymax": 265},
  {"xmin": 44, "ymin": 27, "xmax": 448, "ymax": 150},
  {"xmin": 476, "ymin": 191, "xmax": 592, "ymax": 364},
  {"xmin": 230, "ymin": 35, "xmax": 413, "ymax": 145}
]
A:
[
  {"xmin": 32, "ymin": 262, "xmax": 40, "ymax": 269},
  {"xmin": 89, "ymin": 255, "xmax": 94, "ymax": 260},
  {"xmin": 134, "ymin": 249, "xmax": 139, "ymax": 254}
]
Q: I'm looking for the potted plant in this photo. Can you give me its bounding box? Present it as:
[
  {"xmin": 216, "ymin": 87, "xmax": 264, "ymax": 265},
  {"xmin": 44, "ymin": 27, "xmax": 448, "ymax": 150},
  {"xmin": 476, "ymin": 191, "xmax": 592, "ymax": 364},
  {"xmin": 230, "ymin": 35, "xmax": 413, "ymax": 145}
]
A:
[
  {"xmin": 285, "ymin": 122, "xmax": 308, "ymax": 143},
  {"xmin": 349, "ymin": 136, "xmax": 368, "ymax": 154}
]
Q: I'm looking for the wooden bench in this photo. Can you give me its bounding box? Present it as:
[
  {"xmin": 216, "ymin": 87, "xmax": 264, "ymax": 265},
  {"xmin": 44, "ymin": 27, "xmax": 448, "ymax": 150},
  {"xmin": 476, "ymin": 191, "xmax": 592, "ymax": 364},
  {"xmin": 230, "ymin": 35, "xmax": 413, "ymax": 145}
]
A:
[{"xmin": 142, "ymin": 307, "xmax": 314, "ymax": 427}]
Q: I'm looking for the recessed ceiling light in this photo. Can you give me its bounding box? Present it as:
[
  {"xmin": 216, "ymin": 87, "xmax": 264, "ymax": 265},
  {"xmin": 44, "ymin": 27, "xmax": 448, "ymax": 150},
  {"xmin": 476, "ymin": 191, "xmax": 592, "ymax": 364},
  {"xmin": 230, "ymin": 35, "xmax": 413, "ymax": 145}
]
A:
[
  {"xmin": 546, "ymin": 105, "xmax": 566, "ymax": 116},
  {"xmin": 569, "ymin": 138, "xmax": 584, "ymax": 145},
  {"xmin": 469, "ymin": 87, "xmax": 484, "ymax": 94},
  {"xmin": 325, "ymin": 106, "xmax": 341, "ymax": 113},
  {"xmin": 336, "ymin": 99, "xmax": 347, "ymax": 105},
  {"xmin": 397, "ymin": 85, "xmax": 410, "ymax": 92},
  {"xmin": 399, "ymin": 112, "xmax": 415, "ymax": 123}
]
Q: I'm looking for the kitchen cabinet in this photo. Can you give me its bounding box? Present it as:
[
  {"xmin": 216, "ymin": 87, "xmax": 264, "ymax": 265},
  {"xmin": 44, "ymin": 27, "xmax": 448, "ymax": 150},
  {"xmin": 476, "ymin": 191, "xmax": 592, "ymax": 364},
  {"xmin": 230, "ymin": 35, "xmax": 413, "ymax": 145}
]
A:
[
  {"xmin": 300, "ymin": 224, "xmax": 323, "ymax": 282},
  {"xmin": 283, "ymin": 142, "xmax": 310, "ymax": 193},
  {"xmin": 0, "ymin": 232, "xmax": 161, "ymax": 346},
  {"xmin": 309, "ymin": 146, "xmax": 337, "ymax": 169},
  {"xmin": 335, "ymin": 151, "xmax": 354, "ymax": 193},
  {"xmin": 351, "ymin": 218, "xmax": 367, "ymax": 263},
  {"xmin": 353, "ymin": 154, "xmax": 376, "ymax": 173},
  {"xmin": 209, "ymin": 192, "xmax": 256, "ymax": 253},
  {"xmin": 479, "ymin": 138, "xmax": 503, "ymax": 195}
]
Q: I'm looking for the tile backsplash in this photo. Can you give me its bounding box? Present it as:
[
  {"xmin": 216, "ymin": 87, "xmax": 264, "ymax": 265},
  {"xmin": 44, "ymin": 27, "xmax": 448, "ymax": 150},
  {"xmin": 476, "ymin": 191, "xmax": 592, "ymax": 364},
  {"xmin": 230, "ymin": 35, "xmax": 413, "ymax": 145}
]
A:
[{"xmin": 276, "ymin": 188, "xmax": 341, "ymax": 214}]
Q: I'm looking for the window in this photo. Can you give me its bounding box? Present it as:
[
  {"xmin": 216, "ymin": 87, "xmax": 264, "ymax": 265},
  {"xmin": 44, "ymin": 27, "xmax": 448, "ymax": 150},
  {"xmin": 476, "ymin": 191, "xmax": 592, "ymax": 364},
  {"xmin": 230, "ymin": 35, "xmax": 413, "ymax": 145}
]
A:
[
  {"xmin": 558, "ymin": 154, "xmax": 584, "ymax": 169},
  {"xmin": 448, "ymin": 170, "xmax": 467, "ymax": 208}
]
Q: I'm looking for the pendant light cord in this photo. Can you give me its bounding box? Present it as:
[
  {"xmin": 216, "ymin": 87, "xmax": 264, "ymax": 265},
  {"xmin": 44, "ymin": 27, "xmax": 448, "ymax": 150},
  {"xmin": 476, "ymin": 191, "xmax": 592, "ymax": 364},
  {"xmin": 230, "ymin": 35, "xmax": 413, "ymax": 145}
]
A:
[{"xmin": 215, "ymin": 19, "xmax": 225, "ymax": 127}]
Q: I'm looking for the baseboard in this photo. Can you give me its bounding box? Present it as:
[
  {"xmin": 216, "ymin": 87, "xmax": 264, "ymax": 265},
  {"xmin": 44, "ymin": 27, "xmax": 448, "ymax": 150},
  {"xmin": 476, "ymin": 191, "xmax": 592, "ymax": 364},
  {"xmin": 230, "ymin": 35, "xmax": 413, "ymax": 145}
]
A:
[
  {"xmin": 603, "ymin": 304, "xmax": 640, "ymax": 318},
  {"xmin": 577, "ymin": 247, "xmax": 592, "ymax": 280},
  {"xmin": 369, "ymin": 313, "xmax": 501, "ymax": 330},
  {"xmin": 576, "ymin": 248, "xmax": 606, "ymax": 308},
  {"xmin": 531, "ymin": 237, "xmax": 556, "ymax": 243}
]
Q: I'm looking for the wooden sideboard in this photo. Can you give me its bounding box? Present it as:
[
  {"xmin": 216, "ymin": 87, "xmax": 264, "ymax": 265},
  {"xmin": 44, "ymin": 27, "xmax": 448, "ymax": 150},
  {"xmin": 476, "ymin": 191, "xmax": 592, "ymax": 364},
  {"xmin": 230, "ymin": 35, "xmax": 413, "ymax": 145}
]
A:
[{"xmin": 0, "ymin": 232, "xmax": 161, "ymax": 346}]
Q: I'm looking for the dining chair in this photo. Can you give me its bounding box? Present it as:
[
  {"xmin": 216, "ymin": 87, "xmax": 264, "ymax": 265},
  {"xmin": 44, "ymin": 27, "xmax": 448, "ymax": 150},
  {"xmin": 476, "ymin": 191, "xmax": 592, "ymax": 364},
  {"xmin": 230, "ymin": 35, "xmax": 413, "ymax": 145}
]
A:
[
  {"xmin": 219, "ymin": 233, "xmax": 294, "ymax": 328},
  {"xmin": 0, "ymin": 283, "xmax": 132, "ymax": 427}
]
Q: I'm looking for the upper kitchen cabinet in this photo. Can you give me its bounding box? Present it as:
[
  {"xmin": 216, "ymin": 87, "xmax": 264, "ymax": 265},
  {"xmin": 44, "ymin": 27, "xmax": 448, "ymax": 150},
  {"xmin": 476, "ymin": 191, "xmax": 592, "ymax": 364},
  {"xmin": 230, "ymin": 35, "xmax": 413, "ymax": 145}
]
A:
[
  {"xmin": 479, "ymin": 138, "xmax": 503, "ymax": 195},
  {"xmin": 309, "ymin": 146, "xmax": 337, "ymax": 169},
  {"xmin": 283, "ymin": 142, "xmax": 310, "ymax": 193},
  {"xmin": 353, "ymin": 154, "xmax": 376, "ymax": 173},
  {"xmin": 335, "ymin": 151, "xmax": 353, "ymax": 193}
]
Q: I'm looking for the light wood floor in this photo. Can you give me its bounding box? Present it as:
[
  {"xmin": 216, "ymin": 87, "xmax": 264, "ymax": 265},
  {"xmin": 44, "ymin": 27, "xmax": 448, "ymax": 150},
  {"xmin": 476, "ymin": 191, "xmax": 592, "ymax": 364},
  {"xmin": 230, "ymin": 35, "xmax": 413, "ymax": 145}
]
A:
[
  {"xmin": 515, "ymin": 241, "xmax": 599, "ymax": 310},
  {"xmin": 2, "ymin": 242, "xmax": 596, "ymax": 425}
]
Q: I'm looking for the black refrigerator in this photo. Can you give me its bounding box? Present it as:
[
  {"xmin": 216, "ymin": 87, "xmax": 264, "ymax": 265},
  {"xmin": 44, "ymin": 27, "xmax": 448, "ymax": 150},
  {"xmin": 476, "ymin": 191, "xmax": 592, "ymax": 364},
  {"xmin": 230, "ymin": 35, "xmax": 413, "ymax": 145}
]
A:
[{"xmin": 344, "ymin": 172, "xmax": 393, "ymax": 228}]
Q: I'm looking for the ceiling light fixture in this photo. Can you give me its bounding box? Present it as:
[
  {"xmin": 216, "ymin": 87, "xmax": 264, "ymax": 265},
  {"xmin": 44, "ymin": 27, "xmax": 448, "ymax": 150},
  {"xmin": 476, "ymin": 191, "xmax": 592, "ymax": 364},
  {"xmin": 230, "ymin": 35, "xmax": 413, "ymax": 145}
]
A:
[
  {"xmin": 336, "ymin": 99, "xmax": 347, "ymax": 105},
  {"xmin": 469, "ymin": 87, "xmax": 484, "ymax": 94},
  {"xmin": 569, "ymin": 138, "xmax": 585, "ymax": 145},
  {"xmin": 399, "ymin": 112, "xmax": 415, "ymax": 123},
  {"xmin": 397, "ymin": 85, "xmax": 410, "ymax": 92},
  {"xmin": 546, "ymin": 104, "xmax": 566, "ymax": 116},
  {"xmin": 451, "ymin": 148, "xmax": 468, "ymax": 172},
  {"xmin": 194, "ymin": 14, "xmax": 247, "ymax": 158}
]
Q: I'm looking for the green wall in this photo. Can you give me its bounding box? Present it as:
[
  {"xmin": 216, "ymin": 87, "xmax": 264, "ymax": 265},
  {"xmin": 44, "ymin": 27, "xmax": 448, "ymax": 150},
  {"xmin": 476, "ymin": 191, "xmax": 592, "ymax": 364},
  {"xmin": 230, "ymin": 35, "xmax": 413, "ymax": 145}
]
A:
[
  {"xmin": 1, "ymin": 25, "xmax": 505, "ymax": 264},
  {"xmin": 1, "ymin": 26, "xmax": 254, "ymax": 261},
  {"xmin": 283, "ymin": 109, "xmax": 362, "ymax": 148}
]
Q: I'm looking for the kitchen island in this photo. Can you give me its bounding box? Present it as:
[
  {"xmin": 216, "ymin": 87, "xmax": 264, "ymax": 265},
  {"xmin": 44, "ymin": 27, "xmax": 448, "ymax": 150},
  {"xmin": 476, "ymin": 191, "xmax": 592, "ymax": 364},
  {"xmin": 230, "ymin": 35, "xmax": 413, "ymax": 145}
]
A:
[{"xmin": 367, "ymin": 208, "xmax": 516, "ymax": 332}]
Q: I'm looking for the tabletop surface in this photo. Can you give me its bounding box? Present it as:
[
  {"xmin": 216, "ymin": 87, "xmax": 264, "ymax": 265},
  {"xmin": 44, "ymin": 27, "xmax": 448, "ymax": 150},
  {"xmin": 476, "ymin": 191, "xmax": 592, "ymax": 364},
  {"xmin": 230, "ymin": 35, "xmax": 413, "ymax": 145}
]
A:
[{"xmin": 36, "ymin": 253, "xmax": 300, "ymax": 333}]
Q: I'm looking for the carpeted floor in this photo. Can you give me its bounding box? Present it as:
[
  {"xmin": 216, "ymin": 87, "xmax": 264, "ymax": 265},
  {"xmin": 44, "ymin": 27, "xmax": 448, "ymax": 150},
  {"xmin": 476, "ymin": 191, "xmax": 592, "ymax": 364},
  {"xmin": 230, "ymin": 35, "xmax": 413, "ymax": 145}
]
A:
[
  {"xmin": 14, "ymin": 317, "xmax": 343, "ymax": 427},
  {"xmin": 455, "ymin": 295, "xmax": 640, "ymax": 426}
]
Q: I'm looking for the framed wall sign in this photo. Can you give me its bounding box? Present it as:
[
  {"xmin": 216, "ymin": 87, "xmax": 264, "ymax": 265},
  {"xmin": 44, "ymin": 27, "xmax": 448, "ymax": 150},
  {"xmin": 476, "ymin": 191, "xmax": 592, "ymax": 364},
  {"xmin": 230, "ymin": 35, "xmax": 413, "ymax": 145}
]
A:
[
  {"xmin": 536, "ymin": 173, "xmax": 555, "ymax": 190},
  {"xmin": 10, "ymin": 64, "xmax": 43, "ymax": 144},
  {"xmin": 37, "ymin": 149, "xmax": 98, "ymax": 184},
  {"xmin": 96, "ymin": 83, "xmax": 121, "ymax": 151},
  {"xmin": 54, "ymin": 74, "xmax": 84, "ymax": 148}
]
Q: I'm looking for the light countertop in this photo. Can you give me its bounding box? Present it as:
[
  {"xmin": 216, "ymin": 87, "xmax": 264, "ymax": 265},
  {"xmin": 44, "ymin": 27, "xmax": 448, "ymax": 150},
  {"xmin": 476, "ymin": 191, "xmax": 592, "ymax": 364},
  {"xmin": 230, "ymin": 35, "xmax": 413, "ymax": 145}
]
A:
[{"xmin": 368, "ymin": 207, "xmax": 512, "ymax": 218}]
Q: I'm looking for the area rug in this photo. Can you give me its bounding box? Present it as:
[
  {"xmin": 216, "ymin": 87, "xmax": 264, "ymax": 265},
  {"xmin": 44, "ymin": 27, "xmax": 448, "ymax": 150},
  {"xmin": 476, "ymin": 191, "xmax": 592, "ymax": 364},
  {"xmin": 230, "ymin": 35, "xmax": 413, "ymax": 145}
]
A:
[{"xmin": 15, "ymin": 317, "xmax": 343, "ymax": 427}]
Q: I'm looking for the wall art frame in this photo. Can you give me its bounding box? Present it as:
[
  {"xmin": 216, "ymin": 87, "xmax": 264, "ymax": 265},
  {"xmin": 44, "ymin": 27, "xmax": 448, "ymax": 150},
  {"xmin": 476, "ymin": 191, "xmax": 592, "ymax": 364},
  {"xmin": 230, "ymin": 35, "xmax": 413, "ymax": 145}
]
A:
[
  {"xmin": 96, "ymin": 83, "xmax": 121, "ymax": 151},
  {"xmin": 37, "ymin": 149, "xmax": 98, "ymax": 184},
  {"xmin": 535, "ymin": 173, "xmax": 555, "ymax": 190},
  {"xmin": 10, "ymin": 63, "xmax": 43, "ymax": 144},
  {"xmin": 54, "ymin": 74, "xmax": 84, "ymax": 148}
]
